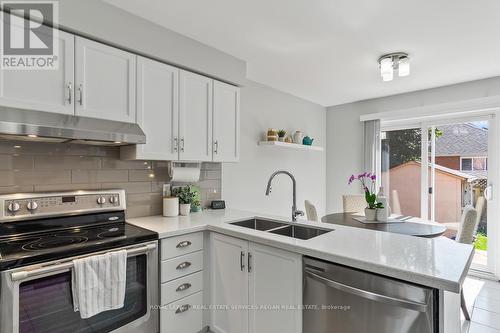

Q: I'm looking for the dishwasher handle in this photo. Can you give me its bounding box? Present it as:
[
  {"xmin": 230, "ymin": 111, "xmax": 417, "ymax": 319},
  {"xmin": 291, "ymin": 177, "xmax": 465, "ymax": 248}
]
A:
[{"xmin": 305, "ymin": 270, "xmax": 429, "ymax": 313}]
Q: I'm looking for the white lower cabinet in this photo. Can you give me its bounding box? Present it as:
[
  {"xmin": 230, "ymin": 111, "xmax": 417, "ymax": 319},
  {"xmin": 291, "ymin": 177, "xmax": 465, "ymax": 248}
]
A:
[
  {"xmin": 210, "ymin": 233, "xmax": 249, "ymax": 333},
  {"xmin": 160, "ymin": 232, "xmax": 204, "ymax": 333},
  {"xmin": 248, "ymin": 242, "xmax": 302, "ymax": 333},
  {"xmin": 210, "ymin": 233, "xmax": 302, "ymax": 333}
]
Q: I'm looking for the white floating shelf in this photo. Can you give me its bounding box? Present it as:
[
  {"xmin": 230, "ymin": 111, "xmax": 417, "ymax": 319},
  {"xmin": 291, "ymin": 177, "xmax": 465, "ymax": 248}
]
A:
[{"xmin": 258, "ymin": 141, "xmax": 324, "ymax": 151}]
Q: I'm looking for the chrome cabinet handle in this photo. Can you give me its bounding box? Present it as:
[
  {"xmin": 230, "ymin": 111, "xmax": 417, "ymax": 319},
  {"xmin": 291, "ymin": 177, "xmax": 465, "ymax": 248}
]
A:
[
  {"xmin": 305, "ymin": 270, "xmax": 428, "ymax": 312},
  {"xmin": 173, "ymin": 137, "xmax": 178, "ymax": 152},
  {"xmin": 180, "ymin": 138, "xmax": 185, "ymax": 152},
  {"xmin": 176, "ymin": 283, "xmax": 192, "ymax": 292},
  {"xmin": 67, "ymin": 82, "xmax": 72, "ymax": 104},
  {"xmin": 240, "ymin": 251, "xmax": 245, "ymax": 271},
  {"xmin": 248, "ymin": 252, "xmax": 252, "ymax": 272},
  {"xmin": 214, "ymin": 140, "xmax": 219, "ymax": 154},
  {"xmin": 175, "ymin": 304, "xmax": 191, "ymax": 314},
  {"xmin": 176, "ymin": 261, "xmax": 191, "ymax": 270},
  {"xmin": 78, "ymin": 84, "xmax": 83, "ymax": 105},
  {"xmin": 176, "ymin": 240, "xmax": 192, "ymax": 248}
]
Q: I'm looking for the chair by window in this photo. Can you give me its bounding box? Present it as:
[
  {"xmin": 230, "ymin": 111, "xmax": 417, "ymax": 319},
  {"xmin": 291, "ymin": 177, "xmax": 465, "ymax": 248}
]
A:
[
  {"xmin": 342, "ymin": 195, "xmax": 366, "ymax": 213},
  {"xmin": 304, "ymin": 200, "xmax": 318, "ymax": 222},
  {"xmin": 454, "ymin": 206, "xmax": 478, "ymax": 321}
]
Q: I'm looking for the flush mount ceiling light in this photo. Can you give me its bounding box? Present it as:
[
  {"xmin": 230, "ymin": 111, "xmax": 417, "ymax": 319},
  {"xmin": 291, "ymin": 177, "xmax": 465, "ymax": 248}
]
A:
[{"xmin": 378, "ymin": 52, "xmax": 410, "ymax": 82}]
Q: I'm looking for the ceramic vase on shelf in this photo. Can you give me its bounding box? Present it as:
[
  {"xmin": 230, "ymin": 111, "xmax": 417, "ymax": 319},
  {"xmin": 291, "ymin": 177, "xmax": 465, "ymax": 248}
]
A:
[
  {"xmin": 364, "ymin": 208, "xmax": 377, "ymax": 221},
  {"xmin": 293, "ymin": 131, "xmax": 303, "ymax": 144},
  {"xmin": 179, "ymin": 203, "xmax": 191, "ymax": 216},
  {"xmin": 267, "ymin": 128, "xmax": 278, "ymax": 141}
]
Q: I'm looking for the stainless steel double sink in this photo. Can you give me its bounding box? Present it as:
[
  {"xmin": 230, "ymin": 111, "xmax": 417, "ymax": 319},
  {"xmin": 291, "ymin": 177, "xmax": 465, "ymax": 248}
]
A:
[{"xmin": 230, "ymin": 218, "xmax": 332, "ymax": 240}]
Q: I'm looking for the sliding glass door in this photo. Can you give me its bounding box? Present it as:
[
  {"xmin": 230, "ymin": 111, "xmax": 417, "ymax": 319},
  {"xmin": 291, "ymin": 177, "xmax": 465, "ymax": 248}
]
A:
[
  {"xmin": 381, "ymin": 115, "xmax": 497, "ymax": 275},
  {"xmin": 425, "ymin": 118, "xmax": 494, "ymax": 273}
]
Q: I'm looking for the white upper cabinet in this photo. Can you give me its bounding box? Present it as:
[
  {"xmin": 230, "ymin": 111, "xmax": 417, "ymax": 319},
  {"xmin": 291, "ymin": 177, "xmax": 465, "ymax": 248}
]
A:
[
  {"xmin": 75, "ymin": 37, "xmax": 136, "ymax": 123},
  {"xmin": 248, "ymin": 242, "xmax": 302, "ymax": 333},
  {"xmin": 212, "ymin": 81, "xmax": 240, "ymax": 162},
  {"xmin": 0, "ymin": 27, "xmax": 75, "ymax": 115},
  {"xmin": 210, "ymin": 233, "xmax": 249, "ymax": 333},
  {"xmin": 179, "ymin": 70, "xmax": 213, "ymax": 161},
  {"xmin": 121, "ymin": 57, "xmax": 179, "ymax": 160}
]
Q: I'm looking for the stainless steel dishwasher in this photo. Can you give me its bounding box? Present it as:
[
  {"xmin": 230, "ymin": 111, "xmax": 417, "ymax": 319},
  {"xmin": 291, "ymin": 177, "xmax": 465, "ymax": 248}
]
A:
[{"xmin": 303, "ymin": 257, "xmax": 437, "ymax": 333}]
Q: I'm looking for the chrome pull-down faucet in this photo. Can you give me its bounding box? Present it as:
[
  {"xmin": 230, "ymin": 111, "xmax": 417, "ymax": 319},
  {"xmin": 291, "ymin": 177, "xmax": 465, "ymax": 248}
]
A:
[{"xmin": 265, "ymin": 170, "xmax": 304, "ymax": 221}]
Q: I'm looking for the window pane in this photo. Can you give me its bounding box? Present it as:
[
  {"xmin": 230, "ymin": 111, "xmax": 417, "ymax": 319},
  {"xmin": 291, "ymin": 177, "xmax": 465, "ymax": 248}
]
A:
[
  {"xmin": 473, "ymin": 157, "xmax": 487, "ymax": 171},
  {"xmin": 461, "ymin": 158, "xmax": 472, "ymax": 171},
  {"xmin": 381, "ymin": 128, "xmax": 422, "ymax": 218}
]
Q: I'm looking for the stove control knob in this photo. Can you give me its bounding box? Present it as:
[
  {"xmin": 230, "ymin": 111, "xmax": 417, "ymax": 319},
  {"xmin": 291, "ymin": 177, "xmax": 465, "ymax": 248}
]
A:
[
  {"xmin": 109, "ymin": 196, "xmax": 119, "ymax": 204},
  {"xmin": 7, "ymin": 202, "xmax": 20, "ymax": 213},
  {"xmin": 27, "ymin": 201, "xmax": 38, "ymax": 211},
  {"xmin": 97, "ymin": 196, "xmax": 106, "ymax": 205}
]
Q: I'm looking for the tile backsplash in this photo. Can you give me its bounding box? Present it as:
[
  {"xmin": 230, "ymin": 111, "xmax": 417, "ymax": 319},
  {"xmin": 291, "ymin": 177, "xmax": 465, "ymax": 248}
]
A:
[{"xmin": 0, "ymin": 140, "xmax": 221, "ymax": 218}]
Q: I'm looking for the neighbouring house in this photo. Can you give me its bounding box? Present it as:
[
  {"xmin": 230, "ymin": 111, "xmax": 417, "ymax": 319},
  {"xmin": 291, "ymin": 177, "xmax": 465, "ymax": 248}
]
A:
[
  {"xmin": 435, "ymin": 123, "xmax": 488, "ymax": 184},
  {"xmin": 383, "ymin": 161, "xmax": 476, "ymax": 223}
]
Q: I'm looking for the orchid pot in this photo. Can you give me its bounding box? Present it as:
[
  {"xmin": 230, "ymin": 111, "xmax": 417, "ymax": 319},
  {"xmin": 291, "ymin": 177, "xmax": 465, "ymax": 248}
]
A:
[{"xmin": 364, "ymin": 208, "xmax": 377, "ymax": 221}]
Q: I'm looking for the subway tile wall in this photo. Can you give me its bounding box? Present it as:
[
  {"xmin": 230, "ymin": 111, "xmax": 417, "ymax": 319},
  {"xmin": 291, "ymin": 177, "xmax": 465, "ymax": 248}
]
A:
[{"xmin": 0, "ymin": 140, "xmax": 222, "ymax": 218}]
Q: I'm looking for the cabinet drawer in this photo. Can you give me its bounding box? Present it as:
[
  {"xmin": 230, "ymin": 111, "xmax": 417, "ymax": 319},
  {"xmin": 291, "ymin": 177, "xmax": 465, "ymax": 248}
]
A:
[
  {"xmin": 161, "ymin": 271, "xmax": 203, "ymax": 305},
  {"xmin": 161, "ymin": 232, "xmax": 204, "ymax": 260},
  {"xmin": 161, "ymin": 291, "xmax": 203, "ymax": 333},
  {"xmin": 161, "ymin": 250, "xmax": 203, "ymax": 282}
]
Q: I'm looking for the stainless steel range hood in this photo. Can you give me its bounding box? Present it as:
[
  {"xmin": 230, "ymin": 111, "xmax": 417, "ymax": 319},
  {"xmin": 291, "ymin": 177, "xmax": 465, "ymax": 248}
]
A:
[{"xmin": 0, "ymin": 107, "xmax": 146, "ymax": 145}]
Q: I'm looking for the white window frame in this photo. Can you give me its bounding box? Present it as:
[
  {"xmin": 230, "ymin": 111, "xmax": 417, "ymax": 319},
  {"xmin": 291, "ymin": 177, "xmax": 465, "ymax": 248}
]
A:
[{"xmin": 460, "ymin": 156, "xmax": 488, "ymax": 171}]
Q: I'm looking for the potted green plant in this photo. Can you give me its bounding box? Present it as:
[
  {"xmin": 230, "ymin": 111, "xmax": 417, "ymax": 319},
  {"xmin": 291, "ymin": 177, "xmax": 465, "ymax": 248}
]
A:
[
  {"xmin": 277, "ymin": 129, "xmax": 287, "ymax": 142},
  {"xmin": 173, "ymin": 186, "xmax": 197, "ymax": 216}
]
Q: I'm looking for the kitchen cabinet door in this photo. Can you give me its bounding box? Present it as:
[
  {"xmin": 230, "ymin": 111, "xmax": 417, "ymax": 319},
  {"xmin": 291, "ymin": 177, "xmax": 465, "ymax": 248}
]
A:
[
  {"xmin": 248, "ymin": 242, "xmax": 302, "ymax": 333},
  {"xmin": 210, "ymin": 233, "xmax": 249, "ymax": 333},
  {"xmin": 179, "ymin": 70, "xmax": 213, "ymax": 161},
  {"xmin": 0, "ymin": 24, "xmax": 74, "ymax": 115},
  {"xmin": 75, "ymin": 37, "xmax": 136, "ymax": 123},
  {"xmin": 121, "ymin": 57, "xmax": 179, "ymax": 160},
  {"xmin": 212, "ymin": 81, "xmax": 240, "ymax": 162}
]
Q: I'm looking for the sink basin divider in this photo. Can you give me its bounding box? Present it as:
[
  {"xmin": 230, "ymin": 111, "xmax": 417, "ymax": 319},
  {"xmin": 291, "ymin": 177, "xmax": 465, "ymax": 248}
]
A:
[{"xmin": 265, "ymin": 225, "xmax": 291, "ymax": 233}]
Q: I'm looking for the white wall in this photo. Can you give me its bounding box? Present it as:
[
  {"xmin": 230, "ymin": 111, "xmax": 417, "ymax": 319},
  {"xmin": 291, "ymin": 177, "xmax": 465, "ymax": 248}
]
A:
[
  {"xmin": 223, "ymin": 80, "xmax": 326, "ymax": 218},
  {"xmin": 56, "ymin": 0, "xmax": 327, "ymax": 219},
  {"xmin": 326, "ymin": 76, "xmax": 500, "ymax": 213}
]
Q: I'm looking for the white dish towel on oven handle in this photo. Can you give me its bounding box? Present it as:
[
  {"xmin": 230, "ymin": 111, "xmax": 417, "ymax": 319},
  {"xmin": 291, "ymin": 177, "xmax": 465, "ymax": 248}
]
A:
[{"xmin": 72, "ymin": 250, "xmax": 127, "ymax": 319}]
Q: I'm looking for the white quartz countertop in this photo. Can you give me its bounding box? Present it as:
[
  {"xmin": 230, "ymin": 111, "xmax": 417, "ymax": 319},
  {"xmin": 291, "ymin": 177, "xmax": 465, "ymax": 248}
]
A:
[{"xmin": 128, "ymin": 209, "xmax": 474, "ymax": 293}]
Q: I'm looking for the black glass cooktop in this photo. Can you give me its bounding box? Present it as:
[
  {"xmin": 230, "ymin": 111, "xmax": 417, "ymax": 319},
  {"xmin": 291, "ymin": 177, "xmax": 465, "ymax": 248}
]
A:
[{"xmin": 0, "ymin": 211, "xmax": 157, "ymax": 271}]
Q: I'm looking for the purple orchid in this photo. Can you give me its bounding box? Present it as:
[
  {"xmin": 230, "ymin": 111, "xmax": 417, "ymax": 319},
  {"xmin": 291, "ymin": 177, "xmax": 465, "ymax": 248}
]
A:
[{"xmin": 347, "ymin": 171, "xmax": 383, "ymax": 209}]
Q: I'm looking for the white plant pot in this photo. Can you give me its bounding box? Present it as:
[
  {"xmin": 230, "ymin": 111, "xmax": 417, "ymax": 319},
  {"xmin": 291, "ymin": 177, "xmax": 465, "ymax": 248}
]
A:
[
  {"xmin": 364, "ymin": 208, "xmax": 377, "ymax": 221},
  {"xmin": 179, "ymin": 204, "xmax": 191, "ymax": 216},
  {"xmin": 278, "ymin": 136, "xmax": 285, "ymax": 142}
]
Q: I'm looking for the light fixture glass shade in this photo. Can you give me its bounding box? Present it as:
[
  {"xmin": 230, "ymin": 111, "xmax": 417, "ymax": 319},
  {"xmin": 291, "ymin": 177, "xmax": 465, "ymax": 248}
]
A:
[
  {"xmin": 380, "ymin": 57, "xmax": 393, "ymax": 81},
  {"xmin": 382, "ymin": 72, "xmax": 393, "ymax": 81},
  {"xmin": 398, "ymin": 56, "xmax": 410, "ymax": 77}
]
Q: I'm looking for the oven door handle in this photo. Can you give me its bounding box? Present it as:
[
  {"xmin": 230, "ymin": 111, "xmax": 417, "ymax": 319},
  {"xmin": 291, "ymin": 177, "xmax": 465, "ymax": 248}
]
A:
[
  {"xmin": 11, "ymin": 243, "xmax": 157, "ymax": 282},
  {"xmin": 305, "ymin": 270, "xmax": 429, "ymax": 312}
]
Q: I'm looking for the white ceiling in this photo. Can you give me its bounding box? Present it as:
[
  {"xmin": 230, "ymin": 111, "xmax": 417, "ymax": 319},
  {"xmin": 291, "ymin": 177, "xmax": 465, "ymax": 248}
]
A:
[{"xmin": 104, "ymin": 0, "xmax": 500, "ymax": 107}]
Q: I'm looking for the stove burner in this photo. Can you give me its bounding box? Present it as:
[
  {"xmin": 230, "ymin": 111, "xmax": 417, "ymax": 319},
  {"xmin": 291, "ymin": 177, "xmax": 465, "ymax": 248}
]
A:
[
  {"xmin": 97, "ymin": 227, "xmax": 126, "ymax": 238},
  {"xmin": 20, "ymin": 235, "xmax": 89, "ymax": 251}
]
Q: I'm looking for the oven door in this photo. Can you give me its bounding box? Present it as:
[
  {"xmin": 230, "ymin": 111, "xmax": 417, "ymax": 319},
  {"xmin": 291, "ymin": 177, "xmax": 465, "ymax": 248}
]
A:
[{"xmin": 0, "ymin": 241, "xmax": 158, "ymax": 333}]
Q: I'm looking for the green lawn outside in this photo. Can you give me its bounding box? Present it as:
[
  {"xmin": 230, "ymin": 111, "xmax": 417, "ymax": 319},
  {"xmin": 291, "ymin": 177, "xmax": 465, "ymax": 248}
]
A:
[{"xmin": 474, "ymin": 233, "xmax": 488, "ymax": 251}]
